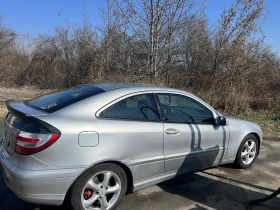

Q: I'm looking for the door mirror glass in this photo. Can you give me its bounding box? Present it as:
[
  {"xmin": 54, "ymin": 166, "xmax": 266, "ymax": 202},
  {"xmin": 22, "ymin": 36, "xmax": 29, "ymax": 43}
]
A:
[{"xmin": 215, "ymin": 116, "xmax": 227, "ymax": 126}]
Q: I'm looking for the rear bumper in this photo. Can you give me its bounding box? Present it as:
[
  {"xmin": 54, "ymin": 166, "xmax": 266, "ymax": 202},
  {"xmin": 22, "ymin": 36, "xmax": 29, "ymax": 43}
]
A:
[{"xmin": 0, "ymin": 140, "xmax": 86, "ymax": 206}]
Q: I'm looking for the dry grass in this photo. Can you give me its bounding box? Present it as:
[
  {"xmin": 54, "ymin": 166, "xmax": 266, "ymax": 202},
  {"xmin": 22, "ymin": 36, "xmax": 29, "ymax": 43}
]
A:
[
  {"xmin": 0, "ymin": 102, "xmax": 6, "ymax": 119},
  {"xmin": 0, "ymin": 86, "xmax": 53, "ymax": 119}
]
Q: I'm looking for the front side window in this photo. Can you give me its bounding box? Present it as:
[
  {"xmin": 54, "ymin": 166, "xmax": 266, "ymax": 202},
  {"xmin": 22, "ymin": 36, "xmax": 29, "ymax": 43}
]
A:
[
  {"xmin": 100, "ymin": 94, "xmax": 160, "ymax": 121},
  {"xmin": 156, "ymin": 93, "xmax": 214, "ymax": 123}
]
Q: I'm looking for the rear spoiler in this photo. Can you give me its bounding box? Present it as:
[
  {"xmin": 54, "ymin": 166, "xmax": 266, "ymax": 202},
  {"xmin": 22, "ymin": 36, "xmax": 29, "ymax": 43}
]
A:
[
  {"xmin": 5, "ymin": 99, "xmax": 60, "ymax": 134},
  {"xmin": 6, "ymin": 99, "xmax": 30, "ymax": 119}
]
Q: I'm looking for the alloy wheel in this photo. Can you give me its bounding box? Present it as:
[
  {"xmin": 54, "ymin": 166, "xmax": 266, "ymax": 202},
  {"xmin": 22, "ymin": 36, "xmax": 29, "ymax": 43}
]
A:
[
  {"xmin": 241, "ymin": 139, "xmax": 256, "ymax": 165},
  {"xmin": 81, "ymin": 171, "xmax": 122, "ymax": 210}
]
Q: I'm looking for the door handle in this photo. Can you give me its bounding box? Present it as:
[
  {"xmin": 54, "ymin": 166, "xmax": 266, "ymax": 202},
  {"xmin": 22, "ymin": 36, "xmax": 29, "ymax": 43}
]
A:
[{"xmin": 165, "ymin": 128, "xmax": 180, "ymax": 135}]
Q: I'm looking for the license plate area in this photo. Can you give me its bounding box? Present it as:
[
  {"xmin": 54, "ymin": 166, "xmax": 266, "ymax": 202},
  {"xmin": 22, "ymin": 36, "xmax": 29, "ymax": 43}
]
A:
[{"xmin": 4, "ymin": 121, "xmax": 19, "ymax": 155}]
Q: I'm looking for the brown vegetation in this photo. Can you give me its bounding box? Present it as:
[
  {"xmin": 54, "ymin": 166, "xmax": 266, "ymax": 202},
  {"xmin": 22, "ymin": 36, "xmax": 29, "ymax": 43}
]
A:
[{"xmin": 0, "ymin": 0, "xmax": 279, "ymax": 116}]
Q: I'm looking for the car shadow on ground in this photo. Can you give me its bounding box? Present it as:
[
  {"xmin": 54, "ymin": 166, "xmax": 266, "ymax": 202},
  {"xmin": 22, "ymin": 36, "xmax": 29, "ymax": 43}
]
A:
[{"xmin": 157, "ymin": 172, "xmax": 280, "ymax": 210}]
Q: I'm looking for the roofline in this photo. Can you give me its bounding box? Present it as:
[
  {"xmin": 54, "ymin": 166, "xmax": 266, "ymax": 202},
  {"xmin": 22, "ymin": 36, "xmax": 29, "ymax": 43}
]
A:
[{"xmin": 87, "ymin": 82, "xmax": 169, "ymax": 92}]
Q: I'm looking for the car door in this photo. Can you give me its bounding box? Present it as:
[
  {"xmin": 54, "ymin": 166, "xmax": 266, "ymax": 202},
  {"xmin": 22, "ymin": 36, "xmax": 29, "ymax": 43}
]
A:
[{"xmin": 154, "ymin": 92, "xmax": 229, "ymax": 173}]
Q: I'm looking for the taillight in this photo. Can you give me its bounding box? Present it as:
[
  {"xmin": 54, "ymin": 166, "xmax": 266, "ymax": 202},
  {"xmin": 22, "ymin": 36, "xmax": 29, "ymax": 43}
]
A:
[{"xmin": 15, "ymin": 131, "xmax": 60, "ymax": 155}]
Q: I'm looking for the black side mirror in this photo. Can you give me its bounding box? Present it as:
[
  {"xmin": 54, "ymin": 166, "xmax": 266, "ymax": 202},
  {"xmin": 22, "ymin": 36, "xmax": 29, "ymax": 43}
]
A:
[{"xmin": 215, "ymin": 116, "xmax": 227, "ymax": 126}]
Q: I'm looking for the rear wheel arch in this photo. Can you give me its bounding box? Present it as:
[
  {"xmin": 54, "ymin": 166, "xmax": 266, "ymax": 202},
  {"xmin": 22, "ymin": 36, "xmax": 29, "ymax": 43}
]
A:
[
  {"xmin": 65, "ymin": 160, "xmax": 134, "ymax": 201},
  {"xmin": 102, "ymin": 161, "xmax": 134, "ymax": 194},
  {"xmin": 68, "ymin": 162, "xmax": 128, "ymax": 210}
]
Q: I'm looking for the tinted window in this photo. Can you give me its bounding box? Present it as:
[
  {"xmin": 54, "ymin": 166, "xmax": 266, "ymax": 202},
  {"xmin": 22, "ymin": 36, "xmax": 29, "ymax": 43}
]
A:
[
  {"xmin": 100, "ymin": 94, "xmax": 160, "ymax": 121},
  {"xmin": 25, "ymin": 86, "xmax": 104, "ymax": 113},
  {"xmin": 157, "ymin": 93, "xmax": 214, "ymax": 123}
]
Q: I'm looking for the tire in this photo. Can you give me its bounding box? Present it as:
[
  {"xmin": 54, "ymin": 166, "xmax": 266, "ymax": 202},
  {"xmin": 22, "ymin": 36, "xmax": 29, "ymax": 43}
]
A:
[
  {"xmin": 235, "ymin": 134, "xmax": 259, "ymax": 169},
  {"xmin": 69, "ymin": 163, "xmax": 127, "ymax": 210}
]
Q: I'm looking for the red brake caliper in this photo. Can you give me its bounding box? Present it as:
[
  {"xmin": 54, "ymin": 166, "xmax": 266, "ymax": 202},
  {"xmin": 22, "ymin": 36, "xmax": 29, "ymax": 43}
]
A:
[{"xmin": 84, "ymin": 189, "xmax": 93, "ymax": 200}]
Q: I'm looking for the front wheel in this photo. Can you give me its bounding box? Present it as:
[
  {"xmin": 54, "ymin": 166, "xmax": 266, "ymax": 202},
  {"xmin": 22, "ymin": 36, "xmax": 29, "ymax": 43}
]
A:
[
  {"xmin": 235, "ymin": 134, "xmax": 258, "ymax": 169},
  {"xmin": 69, "ymin": 163, "xmax": 127, "ymax": 210}
]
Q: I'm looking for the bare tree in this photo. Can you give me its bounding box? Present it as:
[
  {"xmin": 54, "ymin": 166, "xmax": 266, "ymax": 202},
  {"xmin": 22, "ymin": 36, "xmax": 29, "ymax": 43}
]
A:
[
  {"xmin": 0, "ymin": 15, "xmax": 31, "ymax": 86},
  {"xmin": 99, "ymin": 0, "xmax": 123, "ymax": 76},
  {"xmin": 21, "ymin": 10, "xmax": 100, "ymax": 88},
  {"xmin": 213, "ymin": 0, "xmax": 265, "ymax": 72},
  {"xmin": 114, "ymin": 0, "xmax": 199, "ymax": 77},
  {"xmin": 0, "ymin": 15, "xmax": 16, "ymax": 56}
]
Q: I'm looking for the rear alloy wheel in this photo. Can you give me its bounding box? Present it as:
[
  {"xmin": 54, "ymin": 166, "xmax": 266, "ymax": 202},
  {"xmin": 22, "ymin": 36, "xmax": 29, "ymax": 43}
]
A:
[
  {"xmin": 70, "ymin": 163, "xmax": 127, "ymax": 210},
  {"xmin": 236, "ymin": 134, "xmax": 258, "ymax": 169},
  {"xmin": 81, "ymin": 171, "xmax": 121, "ymax": 210}
]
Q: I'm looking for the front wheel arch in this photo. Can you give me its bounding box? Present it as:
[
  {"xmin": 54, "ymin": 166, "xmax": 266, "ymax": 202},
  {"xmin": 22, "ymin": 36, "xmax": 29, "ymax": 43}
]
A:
[
  {"xmin": 249, "ymin": 132, "xmax": 261, "ymax": 156},
  {"xmin": 235, "ymin": 134, "xmax": 259, "ymax": 169}
]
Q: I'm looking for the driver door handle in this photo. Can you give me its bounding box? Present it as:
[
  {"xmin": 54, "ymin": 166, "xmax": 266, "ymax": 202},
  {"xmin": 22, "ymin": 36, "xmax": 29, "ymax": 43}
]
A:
[{"xmin": 165, "ymin": 128, "xmax": 180, "ymax": 135}]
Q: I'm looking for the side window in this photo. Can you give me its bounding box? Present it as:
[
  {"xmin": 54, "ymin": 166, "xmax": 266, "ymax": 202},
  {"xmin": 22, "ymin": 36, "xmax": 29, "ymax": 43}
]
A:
[
  {"xmin": 100, "ymin": 94, "xmax": 160, "ymax": 121},
  {"xmin": 157, "ymin": 93, "xmax": 214, "ymax": 123}
]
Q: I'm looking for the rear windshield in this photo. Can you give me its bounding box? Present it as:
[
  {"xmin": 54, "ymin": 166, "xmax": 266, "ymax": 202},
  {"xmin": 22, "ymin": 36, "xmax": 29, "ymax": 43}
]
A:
[{"xmin": 24, "ymin": 86, "xmax": 104, "ymax": 113}]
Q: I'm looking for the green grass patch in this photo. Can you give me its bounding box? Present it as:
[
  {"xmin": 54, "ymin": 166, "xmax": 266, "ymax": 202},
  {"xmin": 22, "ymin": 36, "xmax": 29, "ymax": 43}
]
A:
[{"xmin": 234, "ymin": 110, "xmax": 280, "ymax": 141}]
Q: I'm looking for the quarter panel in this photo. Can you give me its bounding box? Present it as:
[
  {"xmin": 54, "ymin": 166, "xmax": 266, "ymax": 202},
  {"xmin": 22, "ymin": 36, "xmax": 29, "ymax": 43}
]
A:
[{"xmin": 78, "ymin": 132, "xmax": 99, "ymax": 147}]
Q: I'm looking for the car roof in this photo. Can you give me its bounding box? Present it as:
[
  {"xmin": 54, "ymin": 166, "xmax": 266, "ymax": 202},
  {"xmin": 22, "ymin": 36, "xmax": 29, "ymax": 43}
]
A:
[{"xmin": 88, "ymin": 83, "xmax": 177, "ymax": 92}]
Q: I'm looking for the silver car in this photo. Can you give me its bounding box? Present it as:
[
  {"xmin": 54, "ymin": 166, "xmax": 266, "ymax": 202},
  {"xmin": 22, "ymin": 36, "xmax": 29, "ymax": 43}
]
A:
[{"xmin": 0, "ymin": 83, "xmax": 262, "ymax": 210}]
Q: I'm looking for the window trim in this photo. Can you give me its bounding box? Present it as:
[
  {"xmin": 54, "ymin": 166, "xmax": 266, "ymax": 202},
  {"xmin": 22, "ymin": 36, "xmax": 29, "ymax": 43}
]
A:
[
  {"xmin": 154, "ymin": 92, "xmax": 216, "ymax": 125},
  {"xmin": 96, "ymin": 92, "xmax": 162, "ymax": 122},
  {"xmin": 96, "ymin": 90, "xmax": 219, "ymax": 124}
]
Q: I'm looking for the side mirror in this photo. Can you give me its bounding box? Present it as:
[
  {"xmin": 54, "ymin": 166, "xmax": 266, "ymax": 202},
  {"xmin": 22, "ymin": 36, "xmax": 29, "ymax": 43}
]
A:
[{"xmin": 215, "ymin": 116, "xmax": 227, "ymax": 126}]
